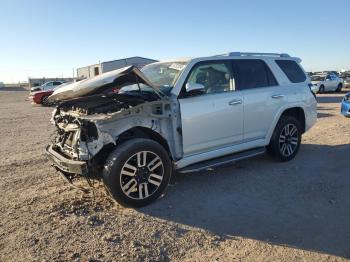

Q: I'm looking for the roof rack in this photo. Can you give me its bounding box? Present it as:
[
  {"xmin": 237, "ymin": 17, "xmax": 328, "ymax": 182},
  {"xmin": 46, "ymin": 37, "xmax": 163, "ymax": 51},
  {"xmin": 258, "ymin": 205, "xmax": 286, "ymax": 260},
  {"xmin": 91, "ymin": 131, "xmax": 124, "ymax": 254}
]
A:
[{"xmin": 224, "ymin": 52, "xmax": 290, "ymax": 58}]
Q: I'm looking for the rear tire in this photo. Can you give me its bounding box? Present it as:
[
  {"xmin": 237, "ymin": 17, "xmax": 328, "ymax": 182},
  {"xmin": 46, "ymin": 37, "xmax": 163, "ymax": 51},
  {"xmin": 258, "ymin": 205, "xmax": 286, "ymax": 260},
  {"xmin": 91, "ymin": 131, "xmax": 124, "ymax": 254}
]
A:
[
  {"xmin": 267, "ymin": 116, "xmax": 302, "ymax": 162},
  {"xmin": 103, "ymin": 138, "xmax": 172, "ymax": 207}
]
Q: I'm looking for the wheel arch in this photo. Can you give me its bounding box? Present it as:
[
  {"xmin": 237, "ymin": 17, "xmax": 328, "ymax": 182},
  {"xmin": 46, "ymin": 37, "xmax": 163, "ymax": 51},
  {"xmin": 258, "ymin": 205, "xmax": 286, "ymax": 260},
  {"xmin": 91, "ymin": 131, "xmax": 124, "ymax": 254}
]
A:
[
  {"xmin": 266, "ymin": 105, "xmax": 306, "ymax": 144},
  {"xmin": 116, "ymin": 126, "xmax": 173, "ymax": 160},
  {"xmin": 280, "ymin": 107, "xmax": 306, "ymax": 133},
  {"xmin": 91, "ymin": 126, "xmax": 173, "ymax": 176}
]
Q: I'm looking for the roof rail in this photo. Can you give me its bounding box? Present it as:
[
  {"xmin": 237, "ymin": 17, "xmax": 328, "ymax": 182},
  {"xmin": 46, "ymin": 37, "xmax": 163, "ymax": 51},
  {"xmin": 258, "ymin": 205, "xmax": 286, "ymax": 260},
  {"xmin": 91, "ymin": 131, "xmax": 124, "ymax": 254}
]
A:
[{"xmin": 225, "ymin": 52, "xmax": 290, "ymax": 58}]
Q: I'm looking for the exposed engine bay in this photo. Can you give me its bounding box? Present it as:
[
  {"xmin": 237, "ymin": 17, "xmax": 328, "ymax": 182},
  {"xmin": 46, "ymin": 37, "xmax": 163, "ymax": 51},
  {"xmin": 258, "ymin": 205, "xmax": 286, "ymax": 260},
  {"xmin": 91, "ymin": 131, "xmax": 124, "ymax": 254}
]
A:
[
  {"xmin": 51, "ymin": 90, "xmax": 166, "ymax": 159},
  {"xmin": 46, "ymin": 65, "xmax": 182, "ymax": 181},
  {"xmin": 57, "ymin": 91, "xmax": 160, "ymax": 116}
]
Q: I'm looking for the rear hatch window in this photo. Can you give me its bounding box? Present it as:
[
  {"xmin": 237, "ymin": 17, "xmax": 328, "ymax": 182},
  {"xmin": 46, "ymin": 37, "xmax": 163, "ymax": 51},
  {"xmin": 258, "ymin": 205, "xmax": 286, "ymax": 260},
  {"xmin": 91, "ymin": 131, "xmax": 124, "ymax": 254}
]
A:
[{"xmin": 275, "ymin": 60, "xmax": 306, "ymax": 83}]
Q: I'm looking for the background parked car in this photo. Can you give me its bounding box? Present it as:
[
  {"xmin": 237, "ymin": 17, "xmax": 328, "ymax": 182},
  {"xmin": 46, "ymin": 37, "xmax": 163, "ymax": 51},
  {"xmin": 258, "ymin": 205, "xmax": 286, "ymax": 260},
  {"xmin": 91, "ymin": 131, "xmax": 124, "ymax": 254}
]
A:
[
  {"xmin": 30, "ymin": 81, "xmax": 65, "ymax": 93},
  {"xmin": 29, "ymin": 82, "xmax": 71, "ymax": 106},
  {"xmin": 343, "ymin": 77, "xmax": 350, "ymax": 89},
  {"xmin": 341, "ymin": 92, "xmax": 350, "ymax": 117},
  {"xmin": 311, "ymin": 74, "xmax": 343, "ymax": 93}
]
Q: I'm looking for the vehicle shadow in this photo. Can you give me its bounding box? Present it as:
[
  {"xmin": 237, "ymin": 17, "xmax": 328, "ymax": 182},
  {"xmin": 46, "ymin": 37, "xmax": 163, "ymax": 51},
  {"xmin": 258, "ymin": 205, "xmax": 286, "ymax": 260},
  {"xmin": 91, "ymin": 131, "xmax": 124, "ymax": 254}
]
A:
[
  {"xmin": 317, "ymin": 112, "xmax": 334, "ymax": 118},
  {"xmin": 139, "ymin": 143, "xmax": 350, "ymax": 259},
  {"xmin": 317, "ymin": 94, "xmax": 345, "ymax": 104},
  {"xmin": 0, "ymin": 86, "xmax": 27, "ymax": 92}
]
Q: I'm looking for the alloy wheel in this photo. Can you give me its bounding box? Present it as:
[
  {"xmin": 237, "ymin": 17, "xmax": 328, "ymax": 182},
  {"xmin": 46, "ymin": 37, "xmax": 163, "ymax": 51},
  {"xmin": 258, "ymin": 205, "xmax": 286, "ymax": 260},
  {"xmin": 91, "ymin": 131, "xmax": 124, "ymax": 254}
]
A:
[
  {"xmin": 120, "ymin": 151, "xmax": 164, "ymax": 200},
  {"xmin": 279, "ymin": 123, "xmax": 299, "ymax": 157}
]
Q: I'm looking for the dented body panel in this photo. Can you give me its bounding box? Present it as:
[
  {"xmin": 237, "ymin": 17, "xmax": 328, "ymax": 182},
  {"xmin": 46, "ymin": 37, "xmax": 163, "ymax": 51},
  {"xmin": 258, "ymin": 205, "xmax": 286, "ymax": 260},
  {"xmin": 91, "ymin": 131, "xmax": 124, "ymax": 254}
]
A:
[
  {"xmin": 48, "ymin": 91, "xmax": 183, "ymax": 176},
  {"xmin": 49, "ymin": 66, "xmax": 164, "ymax": 102}
]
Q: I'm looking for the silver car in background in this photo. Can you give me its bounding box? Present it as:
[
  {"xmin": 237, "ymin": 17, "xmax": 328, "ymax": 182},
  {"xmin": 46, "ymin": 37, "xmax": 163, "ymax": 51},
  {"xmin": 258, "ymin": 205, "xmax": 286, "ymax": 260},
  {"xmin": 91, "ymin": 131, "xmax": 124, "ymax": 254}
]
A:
[
  {"xmin": 311, "ymin": 74, "xmax": 343, "ymax": 93},
  {"xmin": 30, "ymin": 81, "xmax": 65, "ymax": 93}
]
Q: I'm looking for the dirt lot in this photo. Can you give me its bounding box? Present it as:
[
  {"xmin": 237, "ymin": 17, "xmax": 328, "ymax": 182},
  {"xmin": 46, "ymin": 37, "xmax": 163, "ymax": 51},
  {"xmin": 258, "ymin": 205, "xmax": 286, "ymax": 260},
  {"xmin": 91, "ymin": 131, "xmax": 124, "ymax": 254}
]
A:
[{"xmin": 0, "ymin": 87, "xmax": 350, "ymax": 261}]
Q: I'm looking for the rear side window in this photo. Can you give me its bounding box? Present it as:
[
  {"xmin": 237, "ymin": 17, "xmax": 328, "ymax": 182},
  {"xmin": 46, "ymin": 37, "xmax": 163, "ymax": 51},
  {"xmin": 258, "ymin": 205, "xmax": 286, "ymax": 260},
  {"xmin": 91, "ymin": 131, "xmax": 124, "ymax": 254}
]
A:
[
  {"xmin": 232, "ymin": 59, "xmax": 278, "ymax": 90},
  {"xmin": 275, "ymin": 60, "xmax": 306, "ymax": 83}
]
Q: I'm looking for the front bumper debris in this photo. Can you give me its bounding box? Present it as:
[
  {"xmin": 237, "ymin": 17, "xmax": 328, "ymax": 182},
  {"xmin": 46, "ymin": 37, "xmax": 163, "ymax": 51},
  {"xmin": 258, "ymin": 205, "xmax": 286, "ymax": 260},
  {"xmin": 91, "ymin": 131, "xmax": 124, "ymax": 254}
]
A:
[{"xmin": 45, "ymin": 145, "xmax": 88, "ymax": 175}]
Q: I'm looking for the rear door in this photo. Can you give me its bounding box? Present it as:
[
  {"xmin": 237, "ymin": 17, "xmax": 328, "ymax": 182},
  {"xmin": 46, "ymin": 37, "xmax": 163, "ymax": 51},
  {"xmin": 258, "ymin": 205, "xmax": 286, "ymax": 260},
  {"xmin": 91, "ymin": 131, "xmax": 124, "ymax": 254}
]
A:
[
  {"xmin": 325, "ymin": 75, "xmax": 333, "ymax": 91},
  {"xmin": 179, "ymin": 60, "xmax": 244, "ymax": 156},
  {"xmin": 330, "ymin": 75, "xmax": 339, "ymax": 90},
  {"xmin": 232, "ymin": 59, "xmax": 283, "ymax": 141}
]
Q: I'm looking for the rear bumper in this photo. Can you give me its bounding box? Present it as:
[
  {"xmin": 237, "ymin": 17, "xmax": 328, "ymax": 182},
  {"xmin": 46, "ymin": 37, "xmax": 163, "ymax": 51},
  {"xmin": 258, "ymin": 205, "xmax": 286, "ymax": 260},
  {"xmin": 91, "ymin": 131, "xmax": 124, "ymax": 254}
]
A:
[
  {"xmin": 304, "ymin": 97, "xmax": 317, "ymax": 132},
  {"xmin": 45, "ymin": 145, "xmax": 88, "ymax": 175}
]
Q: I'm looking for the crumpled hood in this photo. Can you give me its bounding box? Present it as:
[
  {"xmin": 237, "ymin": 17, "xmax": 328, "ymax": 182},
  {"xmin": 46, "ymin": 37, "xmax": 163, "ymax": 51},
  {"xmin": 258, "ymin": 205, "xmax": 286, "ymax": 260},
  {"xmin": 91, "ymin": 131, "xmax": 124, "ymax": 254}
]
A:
[
  {"xmin": 49, "ymin": 65, "xmax": 163, "ymax": 101},
  {"xmin": 311, "ymin": 81, "xmax": 320, "ymax": 85}
]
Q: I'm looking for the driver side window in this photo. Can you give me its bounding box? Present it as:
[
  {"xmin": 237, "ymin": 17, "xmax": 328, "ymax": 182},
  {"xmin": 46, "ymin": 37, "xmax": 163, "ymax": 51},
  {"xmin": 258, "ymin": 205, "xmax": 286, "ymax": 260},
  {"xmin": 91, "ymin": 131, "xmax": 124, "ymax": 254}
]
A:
[{"xmin": 186, "ymin": 62, "xmax": 234, "ymax": 94}]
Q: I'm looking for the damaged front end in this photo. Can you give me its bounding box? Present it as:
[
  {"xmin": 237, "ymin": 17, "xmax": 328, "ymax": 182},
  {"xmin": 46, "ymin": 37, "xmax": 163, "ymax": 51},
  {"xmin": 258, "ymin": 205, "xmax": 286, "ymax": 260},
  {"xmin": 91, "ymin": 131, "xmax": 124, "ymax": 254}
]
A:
[
  {"xmin": 46, "ymin": 106, "xmax": 112, "ymax": 177},
  {"xmin": 45, "ymin": 65, "xmax": 176, "ymax": 181}
]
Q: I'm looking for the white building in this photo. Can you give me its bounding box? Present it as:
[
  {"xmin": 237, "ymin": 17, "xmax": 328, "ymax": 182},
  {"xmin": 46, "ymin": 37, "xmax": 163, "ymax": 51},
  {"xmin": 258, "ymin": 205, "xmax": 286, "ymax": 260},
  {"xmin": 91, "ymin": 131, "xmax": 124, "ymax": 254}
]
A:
[{"xmin": 77, "ymin": 56, "xmax": 157, "ymax": 79}]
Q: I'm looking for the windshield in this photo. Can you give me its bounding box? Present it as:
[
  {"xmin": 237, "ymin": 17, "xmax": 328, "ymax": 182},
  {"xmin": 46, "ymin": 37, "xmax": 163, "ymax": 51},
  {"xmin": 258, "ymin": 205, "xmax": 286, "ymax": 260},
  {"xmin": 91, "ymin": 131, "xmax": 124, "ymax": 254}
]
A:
[
  {"xmin": 118, "ymin": 62, "xmax": 187, "ymax": 96},
  {"xmin": 141, "ymin": 62, "xmax": 187, "ymax": 93},
  {"xmin": 311, "ymin": 76, "xmax": 325, "ymax": 81}
]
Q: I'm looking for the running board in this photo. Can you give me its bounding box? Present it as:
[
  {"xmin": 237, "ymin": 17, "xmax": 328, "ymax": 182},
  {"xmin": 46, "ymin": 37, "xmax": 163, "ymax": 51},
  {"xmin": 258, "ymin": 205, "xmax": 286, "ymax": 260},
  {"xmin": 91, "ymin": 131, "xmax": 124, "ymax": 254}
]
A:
[{"xmin": 177, "ymin": 147, "xmax": 266, "ymax": 173}]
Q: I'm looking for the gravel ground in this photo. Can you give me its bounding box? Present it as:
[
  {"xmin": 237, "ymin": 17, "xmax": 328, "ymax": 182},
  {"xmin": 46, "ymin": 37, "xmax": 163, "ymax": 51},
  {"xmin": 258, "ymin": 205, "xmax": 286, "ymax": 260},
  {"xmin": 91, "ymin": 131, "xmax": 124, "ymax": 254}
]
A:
[{"xmin": 0, "ymin": 87, "xmax": 350, "ymax": 261}]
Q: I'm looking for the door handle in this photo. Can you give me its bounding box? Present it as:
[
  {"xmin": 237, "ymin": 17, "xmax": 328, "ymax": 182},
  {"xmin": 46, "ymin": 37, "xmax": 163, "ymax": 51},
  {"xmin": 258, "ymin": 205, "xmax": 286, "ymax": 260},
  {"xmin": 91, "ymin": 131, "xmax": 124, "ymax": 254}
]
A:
[
  {"xmin": 271, "ymin": 94, "xmax": 285, "ymax": 99},
  {"xmin": 228, "ymin": 99, "xmax": 242, "ymax": 106}
]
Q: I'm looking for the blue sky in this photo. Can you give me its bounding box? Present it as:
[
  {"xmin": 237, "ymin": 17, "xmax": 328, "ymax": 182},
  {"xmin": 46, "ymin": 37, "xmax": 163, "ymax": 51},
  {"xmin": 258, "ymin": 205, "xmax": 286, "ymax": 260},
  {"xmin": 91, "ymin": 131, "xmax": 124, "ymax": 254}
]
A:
[{"xmin": 0, "ymin": 0, "xmax": 349, "ymax": 83}]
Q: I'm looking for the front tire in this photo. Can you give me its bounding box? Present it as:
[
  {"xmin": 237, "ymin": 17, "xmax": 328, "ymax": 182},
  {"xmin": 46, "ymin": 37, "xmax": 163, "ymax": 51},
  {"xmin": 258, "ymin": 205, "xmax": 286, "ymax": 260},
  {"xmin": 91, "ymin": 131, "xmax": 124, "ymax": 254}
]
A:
[
  {"xmin": 336, "ymin": 83, "xmax": 342, "ymax": 92},
  {"xmin": 319, "ymin": 85, "xmax": 325, "ymax": 93},
  {"xmin": 103, "ymin": 138, "xmax": 172, "ymax": 207},
  {"xmin": 267, "ymin": 116, "xmax": 302, "ymax": 162},
  {"xmin": 41, "ymin": 96, "xmax": 51, "ymax": 106}
]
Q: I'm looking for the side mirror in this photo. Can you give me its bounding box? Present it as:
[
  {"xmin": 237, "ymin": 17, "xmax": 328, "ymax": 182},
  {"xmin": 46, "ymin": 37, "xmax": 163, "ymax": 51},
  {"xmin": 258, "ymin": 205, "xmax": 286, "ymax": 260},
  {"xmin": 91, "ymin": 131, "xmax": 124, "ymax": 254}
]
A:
[{"xmin": 185, "ymin": 83, "xmax": 205, "ymax": 96}]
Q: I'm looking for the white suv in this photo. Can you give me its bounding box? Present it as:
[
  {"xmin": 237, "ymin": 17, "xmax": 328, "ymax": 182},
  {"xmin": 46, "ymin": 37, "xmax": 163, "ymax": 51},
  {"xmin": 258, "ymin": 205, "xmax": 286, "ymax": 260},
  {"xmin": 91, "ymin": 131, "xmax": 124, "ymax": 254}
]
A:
[{"xmin": 46, "ymin": 52, "xmax": 317, "ymax": 207}]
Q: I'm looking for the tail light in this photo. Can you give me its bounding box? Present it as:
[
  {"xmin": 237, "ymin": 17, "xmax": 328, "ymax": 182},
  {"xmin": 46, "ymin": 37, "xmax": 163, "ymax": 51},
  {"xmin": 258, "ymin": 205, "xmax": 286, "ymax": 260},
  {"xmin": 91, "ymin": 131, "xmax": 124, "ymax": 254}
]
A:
[{"xmin": 308, "ymin": 83, "xmax": 317, "ymax": 99}]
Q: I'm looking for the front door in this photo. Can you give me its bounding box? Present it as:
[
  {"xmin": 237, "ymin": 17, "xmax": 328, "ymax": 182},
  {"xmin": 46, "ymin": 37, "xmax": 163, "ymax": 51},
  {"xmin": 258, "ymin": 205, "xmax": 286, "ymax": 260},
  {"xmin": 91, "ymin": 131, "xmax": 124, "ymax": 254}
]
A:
[{"xmin": 179, "ymin": 61, "xmax": 244, "ymax": 156}]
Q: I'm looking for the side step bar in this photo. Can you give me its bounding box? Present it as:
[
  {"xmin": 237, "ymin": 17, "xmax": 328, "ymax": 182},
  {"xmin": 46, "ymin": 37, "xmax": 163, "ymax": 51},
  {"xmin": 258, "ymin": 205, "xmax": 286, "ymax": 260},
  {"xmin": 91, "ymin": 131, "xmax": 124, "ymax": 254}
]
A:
[{"xmin": 177, "ymin": 147, "xmax": 266, "ymax": 173}]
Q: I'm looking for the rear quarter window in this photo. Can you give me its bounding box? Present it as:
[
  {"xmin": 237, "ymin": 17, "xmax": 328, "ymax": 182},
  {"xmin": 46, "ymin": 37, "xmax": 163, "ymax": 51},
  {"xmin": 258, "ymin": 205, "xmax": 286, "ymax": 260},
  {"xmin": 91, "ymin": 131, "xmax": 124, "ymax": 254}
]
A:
[
  {"xmin": 275, "ymin": 60, "xmax": 306, "ymax": 83},
  {"xmin": 232, "ymin": 59, "xmax": 278, "ymax": 90}
]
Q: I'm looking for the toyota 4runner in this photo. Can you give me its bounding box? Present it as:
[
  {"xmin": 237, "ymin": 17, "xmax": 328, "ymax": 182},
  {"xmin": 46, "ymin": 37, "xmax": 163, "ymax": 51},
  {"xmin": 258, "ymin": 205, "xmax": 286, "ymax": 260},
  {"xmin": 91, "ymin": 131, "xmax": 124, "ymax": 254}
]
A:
[{"xmin": 46, "ymin": 52, "xmax": 317, "ymax": 207}]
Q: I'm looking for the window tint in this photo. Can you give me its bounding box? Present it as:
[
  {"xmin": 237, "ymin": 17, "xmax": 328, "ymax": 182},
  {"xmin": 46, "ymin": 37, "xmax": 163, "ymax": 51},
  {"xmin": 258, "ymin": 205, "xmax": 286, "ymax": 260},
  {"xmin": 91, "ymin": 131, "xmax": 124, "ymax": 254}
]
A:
[
  {"xmin": 233, "ymin": 59, "xmax": 277, "ymax": 90},
  {"xmin": 186, "ymin": 62, "xmax": 233, "ymax": 94},
  {"xmin": 275, "ymin": 60, "xmax": 306, "ymax": 83},
  {"xmin": 326, "ymin": 75, "xmax": 331, "ymax": 80},
  {"xmin": 53, "ymin": 81, "xmax": 62, "ymax": 86}
]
